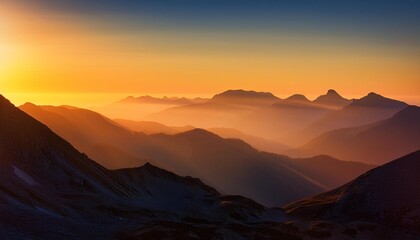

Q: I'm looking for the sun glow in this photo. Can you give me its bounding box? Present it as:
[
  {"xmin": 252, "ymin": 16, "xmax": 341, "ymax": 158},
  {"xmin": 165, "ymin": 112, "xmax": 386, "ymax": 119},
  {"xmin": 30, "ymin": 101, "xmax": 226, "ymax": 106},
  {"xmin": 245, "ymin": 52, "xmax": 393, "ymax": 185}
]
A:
[
  {"xmin": 0, "ymin": 2, "xmax": 418, "ymax": 108},
  {"xmin": 0, "ymin": 2, "xmax": 18, "ymax": 91},
  {"xmin": 0, "ymin": 16, "xmax": 8, "ymax": 69}
]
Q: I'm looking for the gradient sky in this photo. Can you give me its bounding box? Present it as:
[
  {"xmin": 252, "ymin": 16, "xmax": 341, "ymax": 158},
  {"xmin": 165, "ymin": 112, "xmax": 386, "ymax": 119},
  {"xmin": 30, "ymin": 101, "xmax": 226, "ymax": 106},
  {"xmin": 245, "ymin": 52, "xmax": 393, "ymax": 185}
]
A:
[{"xmin": 1, "ymin": 0, "xmax": 419, "ymax": 106}]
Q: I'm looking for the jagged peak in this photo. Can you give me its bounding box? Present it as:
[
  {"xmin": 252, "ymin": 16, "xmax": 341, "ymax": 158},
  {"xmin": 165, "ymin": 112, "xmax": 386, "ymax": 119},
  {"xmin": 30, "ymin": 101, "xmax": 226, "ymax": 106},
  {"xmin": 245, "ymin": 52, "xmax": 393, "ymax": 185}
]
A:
[
  {"xmin": 313, "ymin": 89, "xmax": 350, "ymax": 107},
  {"xmin": 326, "ymin": 89, "xmax": 339, "ymax": 95}
]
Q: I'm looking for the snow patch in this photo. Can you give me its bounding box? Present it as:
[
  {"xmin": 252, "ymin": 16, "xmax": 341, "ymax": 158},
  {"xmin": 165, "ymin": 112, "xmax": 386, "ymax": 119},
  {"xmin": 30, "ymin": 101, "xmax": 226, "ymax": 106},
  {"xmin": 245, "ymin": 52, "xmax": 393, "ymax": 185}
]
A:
[{"xmin": 13, "ymin": 166, "xmax": 39, "ymax": 186}]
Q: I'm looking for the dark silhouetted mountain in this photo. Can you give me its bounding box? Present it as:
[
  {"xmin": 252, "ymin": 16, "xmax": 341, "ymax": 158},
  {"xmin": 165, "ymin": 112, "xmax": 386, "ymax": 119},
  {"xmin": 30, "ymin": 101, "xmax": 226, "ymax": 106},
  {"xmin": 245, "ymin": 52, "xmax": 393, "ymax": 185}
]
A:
[
  {"xmin": 285, "ymin": 150, "xmax": 420, "ymax": 237},
  {"xmin": 20, "ymin": 103, "xmax": 372, "ymax": 206},
  {"xmin": 19, "ymin": 102, "xmax": 143, "ymax": 168},
  {"xmin": 0, "ymin": 94, "xmax": 286, "ymax": 239},
  {"xmin": 290, "ymin": 92, "xmax": 408, "ymax": 145},
  {"xmin": 313, "ymin": 89, "xmax": 351, "ymax": 108},
  {"xmin": 288, "ymin": 106, "xmax": 420, "ymax": 164}
]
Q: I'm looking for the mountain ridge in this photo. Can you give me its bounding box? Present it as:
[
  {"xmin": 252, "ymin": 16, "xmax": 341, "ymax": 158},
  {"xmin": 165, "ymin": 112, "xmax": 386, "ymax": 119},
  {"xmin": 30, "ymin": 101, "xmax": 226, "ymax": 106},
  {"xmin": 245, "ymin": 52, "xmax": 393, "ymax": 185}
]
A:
[
  {"xmin": 288, "ymin": 105, "xmax": 420, "ymax": 164},
  {"xmin": 313, "ymin": 89, "xmax": 351, "ymax": 108},
  {"xmin": 284, "ymin": 150, "xmax": 420, "ymax": 235}
]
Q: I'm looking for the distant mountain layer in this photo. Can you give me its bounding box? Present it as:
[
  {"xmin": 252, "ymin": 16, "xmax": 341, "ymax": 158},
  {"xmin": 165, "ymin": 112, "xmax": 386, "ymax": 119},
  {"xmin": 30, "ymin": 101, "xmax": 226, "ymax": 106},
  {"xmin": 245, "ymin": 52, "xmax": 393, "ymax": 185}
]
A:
[
  {"xmin": 207, "ymin": 127, "xmax": 290, "ymax": 153},
  {"xmin": 143, "ymin": 90, "xmax": 281, "ymax": 128},
  {"xmin": 289, "ymin": 92, "xmax": 408, "ymax": 145},
  {"xmin": 93, "ymin": 95, "xmax": 209, "ymax": 121},
  {"xmin": 20, "ymin": 103, "xmax": 373, "ymax": 206},
  {"xmin": 128, "ymin": 89, "xmax": 354, "ymax": 141},
  {"xmin": 289, "ymin": 106, "xmax": 420, "ymax": 164},
  {"xmin": 120, "ymin": 95, "xmax": 208, "ymax": 105},
  {"xmin": 211, "ymin": 89, "xmax": 279, "ymax": 106},
  {"xmin": 285, "ymin": 150, "xmax": 420, "ymax": 236},
  {"xmin": 114, "ymin": 119, "xmax": 195, "ymax": 135},
  {"xmin": 235, "ymin": 94, "xmax": 332, "ymax": 140},
  {"xmin": 113, "ymin": 119, "xmax": 290, "ymax": 153},
  {"xmin": 143, "ymin": 101, "xmax": 253, "ymax": 128}
]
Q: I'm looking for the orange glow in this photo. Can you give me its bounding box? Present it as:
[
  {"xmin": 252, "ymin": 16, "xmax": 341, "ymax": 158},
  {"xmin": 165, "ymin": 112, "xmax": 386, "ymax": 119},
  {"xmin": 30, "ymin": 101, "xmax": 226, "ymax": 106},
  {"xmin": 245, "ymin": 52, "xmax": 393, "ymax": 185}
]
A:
[{"xmin": 1, "ymin": 2, "xmax": 419, "ymax": 107}]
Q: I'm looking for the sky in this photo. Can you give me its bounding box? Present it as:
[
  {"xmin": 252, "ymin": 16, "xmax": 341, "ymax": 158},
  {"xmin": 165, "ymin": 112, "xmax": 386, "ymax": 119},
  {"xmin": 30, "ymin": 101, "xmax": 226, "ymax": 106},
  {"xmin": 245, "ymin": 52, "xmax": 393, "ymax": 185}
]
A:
[{"xmin": 1, "ymin": 0, "xmax": 419, "ymax": 106}]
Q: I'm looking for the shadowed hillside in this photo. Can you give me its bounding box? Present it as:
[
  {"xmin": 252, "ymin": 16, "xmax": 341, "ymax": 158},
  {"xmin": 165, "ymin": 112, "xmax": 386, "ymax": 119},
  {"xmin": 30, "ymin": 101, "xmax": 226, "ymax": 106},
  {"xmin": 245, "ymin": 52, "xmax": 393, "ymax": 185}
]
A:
[
  {"xmin": 285, "ymin": 150, "xmax": 420, "ymax": 237},
  {"xmin": 289, "ymin": 106, "xmax": 420, "ymax": 164}
]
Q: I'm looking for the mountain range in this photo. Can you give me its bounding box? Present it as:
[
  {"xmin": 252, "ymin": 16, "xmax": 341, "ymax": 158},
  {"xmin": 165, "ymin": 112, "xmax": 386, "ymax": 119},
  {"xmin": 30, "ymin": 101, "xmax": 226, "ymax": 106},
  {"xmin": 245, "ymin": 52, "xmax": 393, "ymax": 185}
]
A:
[
  {"xmin": 125, "ymin": 90, "xmax": 409, "ymax": 152},
  {"xmin": 289, "ymin": 92, "xmax": 409, "ymax": 145},
  {"xmin": 2, "ymin": 93, "xmax": 420, "ymax": 239},
  {"xmin": 111, "ymin": 119, "xmax": 290, "ymax": 154},
  {"xmin": 313, "ymin": 89, "xmax": 352, "ymax": 108},
  {"xmin": 288, "ymin": 106, "xmax": 420, "ymax": 164},
  {"xmin": 0, "ymin": 94, "xmax": 289, "ymax": 239},
  {"xmin": 20, "ymin": 102, "xmax": 373, "ymax": 206}
]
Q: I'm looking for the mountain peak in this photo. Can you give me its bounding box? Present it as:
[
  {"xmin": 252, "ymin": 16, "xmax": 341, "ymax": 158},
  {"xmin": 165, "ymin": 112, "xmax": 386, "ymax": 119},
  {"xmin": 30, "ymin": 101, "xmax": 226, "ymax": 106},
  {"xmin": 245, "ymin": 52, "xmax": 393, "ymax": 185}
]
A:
[
  {"xmin": 367, "ymin": 92, "xmax": 379, "ymax": 96},
  {"xmin": 351, "ymin": 92, "xmax": 407, "ymax": 109},
  {"xmin": 122, "ymin": 96, "xmax": 136, "ymax": 102},
  {"xmin": 327, "ymin": 89, "xmax": 339, "ymax": 95},
  {"xmin": 313, "ymin": 90, "xmax": 351, "ymax": 108},
  {"xmin": 177, "ymin": 128, "xmax": 220, "ymax": 139},
  {"xmin": 366, "ymin": 92, "xmax": 384, "ymax": 99},
  {"xmin": 285, "ymin": 94, "xmax": 309, "ymax": 102},
  {"xmin": 20, "ymin": 102, "xmax": 40, "ymax": 109},
  {"xmin": 116, "ymin": 162, "xmax": 221, "ymax": 195}
]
